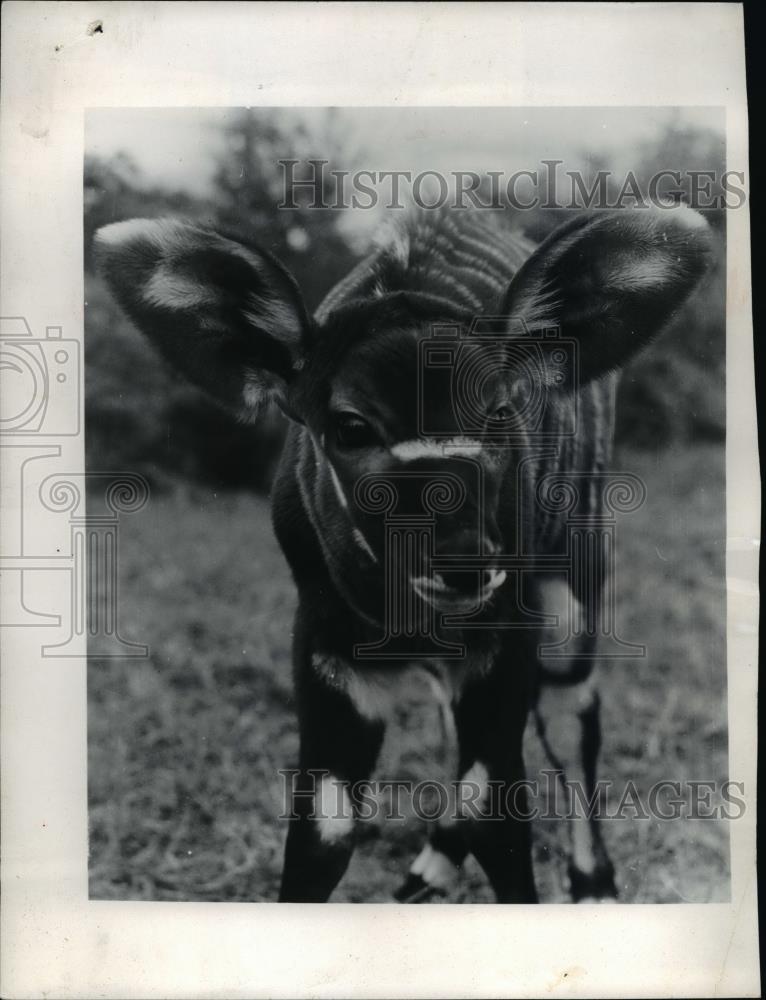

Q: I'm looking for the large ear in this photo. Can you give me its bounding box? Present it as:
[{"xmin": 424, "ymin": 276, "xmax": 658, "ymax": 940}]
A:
[
  {"xmin": 502, "ymin": 205, "xmax": 713, "ymax": 384},
  {"xmin": 94, "ymin": 218, "xmax": 311, "ymax": 420}
]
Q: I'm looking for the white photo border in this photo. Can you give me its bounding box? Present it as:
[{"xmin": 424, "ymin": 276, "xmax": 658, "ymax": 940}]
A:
[{"xmin": 0, "ymin": 3, "xmax": 758, "ymax": 997}]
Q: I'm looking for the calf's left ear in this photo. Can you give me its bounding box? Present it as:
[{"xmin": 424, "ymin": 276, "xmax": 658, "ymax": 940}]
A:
[
  {"xmin": 94, "ymin": 218, "xmax": 311, "ymax": 420},
  {"xmin": 502, "ymin": 205, "xmax": 713, "ymax": 384}
]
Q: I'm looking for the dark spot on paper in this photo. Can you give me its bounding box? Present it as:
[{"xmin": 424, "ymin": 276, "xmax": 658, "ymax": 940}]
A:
[{"xmin": 87, "ymin": 20, "xmax": 104, "ymax": 36}]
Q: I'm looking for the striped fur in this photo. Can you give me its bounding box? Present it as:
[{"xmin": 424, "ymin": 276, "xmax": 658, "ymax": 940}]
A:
[
  {"xmin": 95, "ymin": 203, "xmax": 712, "ymax": 905},
  {"xmin": 317, "ymin": 210, "xmax": 534, "ymax": 322}
]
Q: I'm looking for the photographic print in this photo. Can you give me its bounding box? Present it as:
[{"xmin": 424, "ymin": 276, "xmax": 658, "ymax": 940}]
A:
[
  {"xmin": 1, "ymin": 4, "xmax": 758, "ymax": 998},
  {"xmin": 85, "ymin": 106, "xmax": 731, "ymax": 904}
]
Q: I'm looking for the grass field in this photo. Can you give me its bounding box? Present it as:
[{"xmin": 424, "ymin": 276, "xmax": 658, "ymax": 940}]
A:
[{"xmin": 88, "ymin": 442, "xmax": 729, "ymax": 903}]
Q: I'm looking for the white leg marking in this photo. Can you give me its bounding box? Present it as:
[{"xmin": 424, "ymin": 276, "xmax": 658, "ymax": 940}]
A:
[
  {"xmin": 571, "ymin": 823, "xmax": 598, "ymax": 876},
  {"xmin": 315, "ymin": 773, "xmax": 354, "ymax": 845},
  {"xmin": 458, "ymin": 761, "xmax": 490, "ymax": 815},
  {"xmin": 410, "ymin": 844, "xmax": 458, "ymax": 891}
]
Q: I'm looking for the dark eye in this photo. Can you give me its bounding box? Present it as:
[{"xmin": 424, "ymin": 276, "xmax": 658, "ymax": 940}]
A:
[
  {"xmin": 334, "ymin": 413, "xmax": 378, "ymax": 449},
  {"xmin": 489, "ymin": 404, "xmax": 514, "ymax": 425}
]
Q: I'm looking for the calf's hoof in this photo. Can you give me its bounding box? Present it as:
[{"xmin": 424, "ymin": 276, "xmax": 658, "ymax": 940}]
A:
[
  {"xmin": 567, "ymin": 860, "xmax": 618, "ymax": 902},
  {"xmin": 394, "ymin": 843, "xmax": 461, "ymax": 902}
]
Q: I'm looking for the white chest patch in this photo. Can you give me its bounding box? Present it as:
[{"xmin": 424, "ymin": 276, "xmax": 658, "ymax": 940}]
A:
[
  {"xmin": 312, "ymin": 653, "xmax": 490, "ymax": 724},
  {"xmin": 313, "ymin": 653, "xmax": 405, "ymax": 721}
]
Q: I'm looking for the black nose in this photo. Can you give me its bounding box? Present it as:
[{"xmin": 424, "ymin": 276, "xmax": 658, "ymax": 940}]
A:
[{"xmin": 434, "ymin": 530, "xmax": 501, "ymax": 593}]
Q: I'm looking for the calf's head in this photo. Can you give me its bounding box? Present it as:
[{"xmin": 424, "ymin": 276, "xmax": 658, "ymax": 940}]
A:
[{"xmin": 96, "ymin": 208, "xmax": 711, "ymax": 615}]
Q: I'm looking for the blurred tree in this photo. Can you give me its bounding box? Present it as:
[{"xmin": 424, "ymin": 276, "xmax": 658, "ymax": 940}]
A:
[
  {"xmin": 631, "ymin": 111, "xmax": 727, "ymax": 231},
  {"xmin": 512, "ymin": 119, "xmax": 727, "ymax": 447},
  {"xmin": 614, "ymin": 118, "xmax": 726, "ymax": 446},
  {"xmin": 211, "ymin": 108, "xmax": 360, "ymax": 311}
]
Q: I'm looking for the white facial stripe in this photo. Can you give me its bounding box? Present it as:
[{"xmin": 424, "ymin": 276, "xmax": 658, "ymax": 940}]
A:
[
  {"xmin": 410, "ymin": 843, "xmax": 458, "ymax": 890},
  {"xmin": 313, "ymin": 440, "xmax": 379, "ymax": 564},
  {"xmin": 327, "ymin": 461, "xmax": 349, "ymax": 510},
  {"xmin": 352, "ymin": 527, "xmax": 378, "ymax": 563},
  {"xmin": 390, "ymin": 437, "xmax": 485, "ymax": 462},
  {"xmin": 295, "ymin": 438, "xmax": 380, "ymax": 629},
  {"xmin": 412, "ymin": 577, "xmax": 437, "ymax": 606},
  {"xmin": 314, "ymin": 773, "xmax": 354, "ymax": 845}
]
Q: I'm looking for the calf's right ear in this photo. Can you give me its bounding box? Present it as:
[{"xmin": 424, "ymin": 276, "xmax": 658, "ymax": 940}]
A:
[
  {"xmin": 501, "ymin": 205, "xmax": 713, "ymax": 385},
  {"xmin": 94, "ymin": 218, "xmax": 311, "ymax": 420}
]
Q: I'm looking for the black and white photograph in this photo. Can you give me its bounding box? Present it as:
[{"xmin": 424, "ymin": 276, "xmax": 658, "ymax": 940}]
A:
[
  {"xmin": 0, "ymin": 4, "xmax": 758, "ymax": 998},
  {"xmin": 85, "ymin": 106, "xmax": 731, "ymax": 904}
]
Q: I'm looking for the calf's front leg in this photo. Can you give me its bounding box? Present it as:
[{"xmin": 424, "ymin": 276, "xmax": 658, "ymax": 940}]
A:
[
  {"xmin": 454, "ymin": 656, "xmax": 538, "ymax": 903},
  {"xmin": 279, "ymin": 644, "xmax": 385, "ymax": 903}
]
